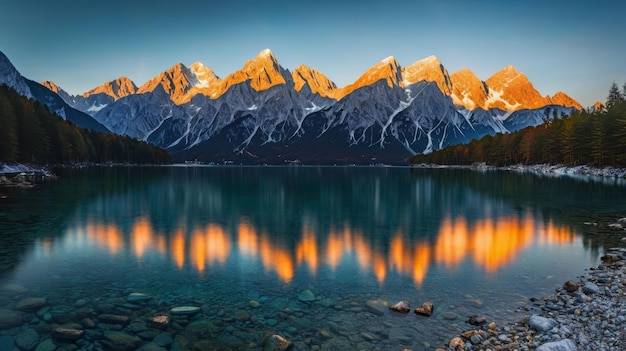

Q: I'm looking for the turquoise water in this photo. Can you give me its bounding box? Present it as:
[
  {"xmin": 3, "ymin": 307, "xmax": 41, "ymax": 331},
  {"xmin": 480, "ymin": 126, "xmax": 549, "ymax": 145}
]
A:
[{"xmin": 0, "ymin": 166, "xmax": 625, "ymax": 350}]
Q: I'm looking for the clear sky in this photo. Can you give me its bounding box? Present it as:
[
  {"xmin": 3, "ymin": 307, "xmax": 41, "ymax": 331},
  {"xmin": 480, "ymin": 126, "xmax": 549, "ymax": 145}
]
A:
[{"xmin": 1, "ymin": 0, "xmax": 624, "ymax": 107}]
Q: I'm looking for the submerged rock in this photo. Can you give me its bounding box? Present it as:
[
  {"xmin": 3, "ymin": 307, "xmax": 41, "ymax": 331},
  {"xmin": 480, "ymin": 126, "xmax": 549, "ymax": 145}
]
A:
[
  {"xmin": 298, "ymin": 289, "xmax": 315, "ymax": 302},
  {"xmin": 0, "ymin": 284, "xmax": 29, "ymax": 295},
  {"xmin": 414, "ymin": 301, "xmax": 434, "ymax": 317},
  {"xmin": 263, "ymin": 334, "xmax": 293, "ymax": 351},
  {"xmin": 466, "ymin": 314, "xmax": 487, "ymax": 326},
  {"xmin": 127, "ymin": 293, "xmax": 152, "ymax": 303},
  {"xmin": 15, "ymin": 328, "xmax": 39, "ymax": 351},
  {"xmin": 148, "ymin": 315, "xmax": 170, "ymax": 330},
  {"xmin": 0, "ymin": 309, "xmax": 23, "ymax": 329},
  {"xmin": 98, "ymin": 313, "xmax": 130, "ymax": 325},
  {"xmin": 364, "ymin": 299, "xmax": 388, "ymax": 316},
  {"xmin": 389, "ymin": 300, "xmax": 411, "ymax": 313},
  {"xmin": 52, "ymin": 328, "xmax": 84, "ymax": 341},
  {"xmin": 170, "ymin": 306, "xmax": 200, "ymax": 315},
  {"xmin": 14, "ymin": 297, "xmax": 47, "ymax": 312},
  {"xmin": 102, "ymin": 331, "xmax": 142, "ymax": 351}
]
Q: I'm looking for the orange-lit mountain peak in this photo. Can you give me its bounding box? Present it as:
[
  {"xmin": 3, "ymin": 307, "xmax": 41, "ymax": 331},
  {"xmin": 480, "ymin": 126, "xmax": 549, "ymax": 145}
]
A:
[
  {"xmin": 41, "ymin": 80, "xmax": 63, "ymax": 94},
  {"xmin": 339, "ymin": 55, "xmax": 401, "ymax": 98},
  {"xmin": 292, "ymin": 64, "xmax": 339, "ymax": 99},
  {"xmin": 593, "ymin": 101, "xmax": 604, "ymax": 110},
  {"xmin": 549, "ymin": 91, "xmax": 583, "ymax": 110},
  {"xmin": 137, "ymin": 62, "xmax": 194, "ymax": 104},
  {"xmin": 217, "ymin": 48, "xmax": 287, "ymax": 97},
  {"xmin": 485, "ymin": 65, "xmax": 547, "ymax": 111},
  {"xmin": 401, "ymin": 55, "xmax": 452, "ymax": 95},
  {"xmin": 189, "ymin": 62, "xmax": 220, "ymax": 84},
  {"xmin": 450, "ymin": 67, "xmax": 488, "ymax": 110},
  {"xmin": 84, "ymin": 76, "xmax": 137, "ymax": 100}
]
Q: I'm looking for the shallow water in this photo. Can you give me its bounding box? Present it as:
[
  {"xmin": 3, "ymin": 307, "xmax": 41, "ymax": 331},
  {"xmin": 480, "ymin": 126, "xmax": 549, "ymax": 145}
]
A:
[{"xmin": 1, "ymin": 166, "xmax": 625, "ymax": 350}]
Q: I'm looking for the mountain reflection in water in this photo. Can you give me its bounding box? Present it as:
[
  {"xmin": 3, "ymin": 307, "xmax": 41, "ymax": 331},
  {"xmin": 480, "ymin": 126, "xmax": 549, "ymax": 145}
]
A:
[{"xmin": 57, "ymin": 211, "xmax": 576, "ymax": 286}]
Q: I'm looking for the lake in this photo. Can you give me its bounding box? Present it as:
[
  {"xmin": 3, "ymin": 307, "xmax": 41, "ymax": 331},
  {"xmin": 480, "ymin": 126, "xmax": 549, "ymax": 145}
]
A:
[{"xmin": 1, "ymin": 166, "xmax": 625, "ymax": 350}]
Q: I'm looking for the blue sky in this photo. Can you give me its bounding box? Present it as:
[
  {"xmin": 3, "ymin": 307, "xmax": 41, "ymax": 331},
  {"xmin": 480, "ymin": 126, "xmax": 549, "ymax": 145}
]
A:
[{"xmin": 1, "ymin": 0, "xmax": 624, "ymax": 107}]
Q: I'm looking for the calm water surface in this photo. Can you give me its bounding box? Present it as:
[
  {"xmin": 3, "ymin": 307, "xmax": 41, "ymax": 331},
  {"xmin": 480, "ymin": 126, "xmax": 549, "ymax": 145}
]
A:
[{"xmin": 1, "ymin": 166, "xmax": 625, "ymax": 350}]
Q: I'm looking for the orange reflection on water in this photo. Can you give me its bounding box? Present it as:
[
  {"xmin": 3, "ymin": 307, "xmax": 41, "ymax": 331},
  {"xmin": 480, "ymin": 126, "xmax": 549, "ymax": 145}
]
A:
[
  {"xmin": 259, "ymin": 233, "xmax": 294, "ymax": 282},
  {"xmin": 73, "ymin": 212, "xmax": 576, "ymax": 286},
  {"xmin": 237, "ymin": 220, "xmax": 259, "ymax": 257},
  {"xmin": 538, "ymin": 220, "xmax": 576, "ymax": 245},
  {"xmin": 86, "ymin": 222, "xmax": 123, "ymax": 254},
  {"xmin": 412, "ymin": 243, "xmax": 431, "ymax": 287},
  {"xmin": 131, "ymin": 217, "xmax": 154, "ymax": 258},
  {"xmin": 435, "ymin": 216, "xmax": 470, "ymax": 269},
  {"xmin": 296, "ymin": 224, "xmax": 319, "ymax": 274},
  {"xmin": 471, "ymin": 215, "xmax": 535, "ymax": 273},
  {"xmin": 171, "ymin": 228, "xmax": 185, "ymax": 269}
]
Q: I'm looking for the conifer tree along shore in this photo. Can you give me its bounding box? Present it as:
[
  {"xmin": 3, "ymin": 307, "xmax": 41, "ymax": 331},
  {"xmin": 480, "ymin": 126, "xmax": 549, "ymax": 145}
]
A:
[
  {"xmin": 410, "ymin": 84, "xmax": 626, "ymax": 168},
  {"xmin": 0, "ymin": 85, "xmax": 171, "ymax": 164}
]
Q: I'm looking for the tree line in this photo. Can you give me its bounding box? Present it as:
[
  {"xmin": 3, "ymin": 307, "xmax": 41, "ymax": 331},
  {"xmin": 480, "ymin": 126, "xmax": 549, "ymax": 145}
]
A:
[
  {"xmin": 0, "ymin": 85, "xmax": 171, "ymax": 164},
  {"xmin": 409, "ymin": 83, "xmax": 626, "ymax": 168}
]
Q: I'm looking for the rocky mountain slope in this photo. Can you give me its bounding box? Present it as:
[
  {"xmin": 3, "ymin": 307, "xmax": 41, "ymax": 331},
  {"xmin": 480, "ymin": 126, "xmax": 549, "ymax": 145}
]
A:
[
  {"xmin": 39, "ymin": 49, "xmax": 581, "ymax": 164},
  {"xmin": 0, "ymin": 51, "xmax": 109, "ymax": 133}
]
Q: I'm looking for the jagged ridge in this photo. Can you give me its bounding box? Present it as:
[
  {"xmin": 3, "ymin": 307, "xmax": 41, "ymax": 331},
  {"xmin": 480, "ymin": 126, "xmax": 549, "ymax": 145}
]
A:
[{"xmin": 34, "ymin": 49, "xmax": 582, "ymax": 164}]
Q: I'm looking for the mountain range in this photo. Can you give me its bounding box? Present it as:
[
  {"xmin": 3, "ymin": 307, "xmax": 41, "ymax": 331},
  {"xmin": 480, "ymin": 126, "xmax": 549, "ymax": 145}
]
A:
[{"xmin": 2, "ymin": 49, "xmax": 581, "ymax": 164}]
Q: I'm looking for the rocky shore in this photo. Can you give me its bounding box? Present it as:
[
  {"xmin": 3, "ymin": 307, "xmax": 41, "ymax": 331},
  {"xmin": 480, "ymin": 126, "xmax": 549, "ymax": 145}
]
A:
[
  {"xmin": 411, "ymin": 163, "xmax": 626, "ymax": 180},
  {"xmin": 436, "ymin": 246, "xmax": 626, "ymax": 351},
  {"xmin": 0, "ymin": 164, "xmax": 56, "ymax": 188}
]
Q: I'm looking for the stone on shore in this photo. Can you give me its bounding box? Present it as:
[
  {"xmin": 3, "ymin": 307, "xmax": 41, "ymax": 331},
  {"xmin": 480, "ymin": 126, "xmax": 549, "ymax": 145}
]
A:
[
  {"xmin": 536, "ymin": 338, "xmax": 577, "ymax": 351},
  {"xmin": 582, "ymin": 282, "xmax": 599, "ymax": 294},
  {"xmin": 529, "ymin": 315, "xmax": 557, "ymax": 332},
  {"xmin": 414, "ymin": 301, "xmax": 434, "ymax": 317},
  {"xmin": 562, "ymin": 280, "xmax": 579, "ymax": 292},
  {"xmin": 466, "ymin": 315, "xmax": 487, "ymax": 325},
  {"xmin": 389, "ymin": 300, "xmax": 411, "ymax": 313}
]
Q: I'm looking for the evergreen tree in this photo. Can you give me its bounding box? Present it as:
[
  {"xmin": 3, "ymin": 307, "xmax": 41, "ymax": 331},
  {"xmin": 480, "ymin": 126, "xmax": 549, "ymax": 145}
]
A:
[
  {"xmin": 606, "ymin": 82, "xmax": 625, "ymax": 109},
  {"xmin": 0, "ymin": 95, "xmax": 19, "ymax": 162}
]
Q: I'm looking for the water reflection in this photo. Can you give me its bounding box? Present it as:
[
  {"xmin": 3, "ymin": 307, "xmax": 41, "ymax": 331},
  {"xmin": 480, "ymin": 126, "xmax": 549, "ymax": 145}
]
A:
[{"xmin": 62, "ymin": 211, "xmax": 577, "ymax": 285}]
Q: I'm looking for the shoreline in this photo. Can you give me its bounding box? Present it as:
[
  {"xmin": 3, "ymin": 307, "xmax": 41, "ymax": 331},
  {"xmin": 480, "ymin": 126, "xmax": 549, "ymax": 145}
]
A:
[
  {"xmin": 410, "ymin": 163, "xmax": 626, "ymax": 180},
  {"xmin": 437, "ymin": 247, "xmax": 626, "ymax": 351}
]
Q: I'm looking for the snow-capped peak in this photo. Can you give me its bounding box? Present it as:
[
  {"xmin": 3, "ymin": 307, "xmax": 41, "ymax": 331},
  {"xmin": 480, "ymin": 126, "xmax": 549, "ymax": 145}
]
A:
[
  {"xmin": 339, "ymin": 55, "xmax": 401, "ymax": 97},
  {"xmin": 401, "ymin": 55, "xmax": 452, "ymax": 95}
]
